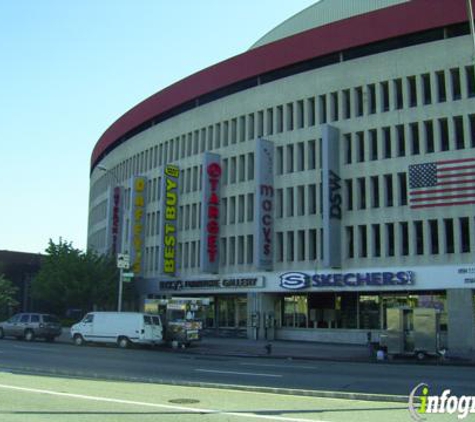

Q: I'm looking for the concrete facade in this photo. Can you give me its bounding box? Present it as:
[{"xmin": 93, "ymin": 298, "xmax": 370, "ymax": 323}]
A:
[{"xmin": 88, "ymin": 0, "xmax": 475, "ymax": 353}]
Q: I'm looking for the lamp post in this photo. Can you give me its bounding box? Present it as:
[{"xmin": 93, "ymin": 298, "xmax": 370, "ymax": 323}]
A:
[{"xmin": 97, "ymin": 165, "xmax": 126, "ymax": 312}]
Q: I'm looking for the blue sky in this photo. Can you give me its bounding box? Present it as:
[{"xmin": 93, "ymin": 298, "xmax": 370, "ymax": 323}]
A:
[{"xmin": 0, "ymin": 0, "xmax": 317, "ymax": 254}]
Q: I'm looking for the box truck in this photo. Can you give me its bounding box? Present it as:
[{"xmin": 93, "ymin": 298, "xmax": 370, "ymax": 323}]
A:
[{"xmin": 70, "ymin": 312, "xmax": 163, "ymax": 348}]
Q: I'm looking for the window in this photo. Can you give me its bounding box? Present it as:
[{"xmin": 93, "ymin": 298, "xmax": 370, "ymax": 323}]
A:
[
  {"xmin": 414, "ymin": 220, "xmax": 424, "ymax": 255},
  {"xmin": 358, "ymin": 178, "xmax": 366, "ymax": 209},
  {"xmin": 277, "ymin": 106, "xmax": 284, "ymax": 133},
  {"xmin": 31, "ymin": 315, "xmax": 40, "ymax": 323},
  {"xmin": 307, "ymin": 98, "xmax": 315, "ymax": 126},
  {"xmin": 276, "ymin": 232, "xmax": 284, "ymax": 262},
  {"xmin": 460, "ymin": 217, "xmax": 471, "ymax": 253},
  {"xmin": 368, "ymin": 84, "xmax": 376, "ymax": 114},
  {"xmin": 370, "ymin": 129, "xmax": 378, "ymax": 160},
  {"xmin": 436, "ymin": 71, "xmax": 447, "ymax": 102},
  {"xmin": 357, "ymin": 132, "xmax": 365, "ymax": 162},
  {"xmin": 286, "ymin": 187, "xmax": 294, "ymax": 217},
  {"xmin": 248, "ymin": 113, "xmax": 255, "ymax": 140},
  {"xmin": 396, "ymin": 125, "xmax": 405, "ymax": 157},
  {"xmin": 297, "ymin": 142, "xmax": 305, "ymax": 171},
  {"xmin": 276, "ymin": 189, "xmax": 283, "ymax": 218},
  {"xmin": 297, "ymin": 100, "xmax": 305, "ymax": 129},
  {"xmin": 286, "ymin": 144, "xmax": 294, "ymax": 173},
  {"xmin": 359, "ymin": 225, "xmax": 367, "ymax": 257},
  {"xmin": 276, "ymin": 146, "xmax": 283, "ymax": 175},
  {"xmin": 267, "ymin": 108, "xmax": 274, "ymax": 134},
  {"xmin": 247, "ymin": 235, "xmax": 253, "ymax": 264},
  {"xmin": 421, "ymin": 73, "xmax": 432, "ymax": 105},
  {"xmin": 298, "ymin": 230, "xmax": 306, "ymax": 261},
  {"xmin": 410, "ymin": 123, "xmax": 420, "ymax": 155},
  {"xmin": 429, "ymin": 220, "xmax": 439, "ymax": 254},
  {"xmin": 346, "ymin": 226, "xmax": 354, "ymax": 258},
  {"xmin": 386, "ymin": 223, "xmax": 395, "ymax": 257},
  {"xmin": 343, "ymin": 89, "xmax": 351, "ymax": 118},
  {"xmin": 470, "ymin": 114, "xmax": 475, "ymax": 147},
  {"xmin": 383, "ymin": 127, "xmax": 391, "ymax": 159},
  {"xmin": 407, "ymin": 76, "xmax": 417, "ymax": 107},
  {"xmin": 372, "ymin": 224, "xmax": 381, "ymax": 257},
  {"xmin": 384, "ymin": 174, "xmax": 393, "ymax": 207},
  {"xmin": 394, "ymin": 78, "xmax": 403, "ymax": 109},
  {"xmin": 345, "ymin": 179, "xmax": 353, "ymax": 211},
  {"xmin": 345, "ymin": 133, "xmax": 352, "ymax": 164},
  {"xmin": 439, "ymin": 118, "xmax": 449, "ymax": 151},
  {"xmin": 308, "ymin": 184, "xmax": 317, "ymax": 215},
  {"xmin": 297, "ymin": 186, "xmax": 305, "ymax": 216},
  {"xmin": 287, "ymin": 231, "xmax": 295, "ymax": 261},
  {"xmin": 307, "ymin": 140, "xmax": 316, "ymax": 170},
  {"xmin": 400, "ymin": 222, "xmax": 409, "ymax": 256},
  {"xmin": 309, "ymin": 229, "xmax": 317, "ymax": 260},
  {"xmin": 466, "ymin": 66, "xmax": 475, "ymax": 97},
  {"xmin": 286, "ymin": 103, "xmax": 294, "ymax": 131},
  {"xmin": 424, "ymin": 120, "xmax": 434, "ymax": 153},
  {"xmin": 330, "ymin": 92, "xmax": 339, "ymax": 121},
  {"xmin": 444, "ymin": 219, "xmax": 454, "ymax": 253},
  {"xmin": 257, "ymin": 111, "xmax": 264, "ymax": 137},
  {"xmin": 247, "ymin": 193, "xmax": 254, "ymax": 222},
  {"xmin": 397, "ymin": 172, "xmax": 407, "ymax": 206},
  {"xmin": 454, "ymin": 116, "xmax": 465, "ymax": 150},
  {"xmin": 381, "ymin": 81, "xmax": 390, "ymax": 112},
  {"xmin": 451, "ymin": 68, "xmax": 461, "ymax": 100},
  {"xmin": 355, "ymin": 87, "xmax": 364, "ymax": 116},
  {"xmin": 319, "ymin": 95, "xmax": 327, "ymax": 124},
  {"xmin": 370, "ymin": 176, "xmax": 379, "ymax": 208}
]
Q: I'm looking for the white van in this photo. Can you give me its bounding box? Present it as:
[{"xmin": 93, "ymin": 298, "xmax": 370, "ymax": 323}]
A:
[{"xmin": 70, "ymin": 312, "xmax": 163, "ymax": 348}]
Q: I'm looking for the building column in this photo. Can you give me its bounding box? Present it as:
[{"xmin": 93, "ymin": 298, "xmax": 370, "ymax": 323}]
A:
[
  {"xmin": 247, "ymin": 292, "xmax": 277, "ymax": 341},
  {"xmin": 447, "ymin": 289, "xmax": 475, "ymax": 355}
]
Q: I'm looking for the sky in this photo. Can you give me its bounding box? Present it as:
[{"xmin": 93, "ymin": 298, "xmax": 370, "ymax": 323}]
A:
[{"xmin": 0, "ymin": 0, "xmax": 318, "ymax": 255}]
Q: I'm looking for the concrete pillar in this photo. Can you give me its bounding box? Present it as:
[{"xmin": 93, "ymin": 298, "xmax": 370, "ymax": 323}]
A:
[
  {"xmin": 247, "ymin": 292, "xmax": 277, "ymax": 341},
  {"xmin": 447, "ymin": 289, "xmax": 475, "ymax": 355}
]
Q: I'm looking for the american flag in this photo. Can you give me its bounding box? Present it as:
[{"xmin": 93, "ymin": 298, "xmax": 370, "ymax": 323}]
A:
[{"xmin": 408, "ymin": 157, "xmax": 475, "ymax": 209}]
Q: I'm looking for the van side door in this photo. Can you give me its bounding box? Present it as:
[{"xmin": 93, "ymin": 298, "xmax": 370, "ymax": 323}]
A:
[{"xmin": 80, "ymin": 314, "xmax": 94, "ymax": 340}]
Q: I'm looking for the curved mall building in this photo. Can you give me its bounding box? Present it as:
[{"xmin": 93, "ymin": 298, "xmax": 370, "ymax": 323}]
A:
[{"xmin": 89, "ymin": 0, "xmax": 475, "ymax": 353}]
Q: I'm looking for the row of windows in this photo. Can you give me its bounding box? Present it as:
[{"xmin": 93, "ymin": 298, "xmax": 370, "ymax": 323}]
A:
[
  {"xmin": 323, "ymin": 66, "xmax": 475, "ymax": 123},
  {"xmin": 345, "ymin": 217, "xmax": 473, "ymax": 259},
  {"xmin": 345, "ymin": 114, "xmax": 475, "ymax": 164},
  {"xmin": 91, "ymin": 61, "xmax": 475, "ymax": 202}
]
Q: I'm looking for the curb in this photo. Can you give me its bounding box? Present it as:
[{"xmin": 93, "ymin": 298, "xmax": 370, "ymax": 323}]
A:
[{"xmin": 0, "ymin": 365, "xmax": 408, "ymax": 403}]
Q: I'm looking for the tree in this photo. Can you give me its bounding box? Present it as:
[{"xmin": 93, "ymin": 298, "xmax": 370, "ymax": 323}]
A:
[
  {"xmin": 31, "ymin": 239, "xmax": 119, "ymax": 316},
  {"xmin": 0, "ymin": 274, "xmax": 19, "ymax": 319}
]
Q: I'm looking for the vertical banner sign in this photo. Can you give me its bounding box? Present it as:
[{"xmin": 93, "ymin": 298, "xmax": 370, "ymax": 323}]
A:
[
  {"xmin": 129, "ymin": 176, "xmax": 147, "ymax": 276},
  {"xmin": 322, "ymin": 124, "xmax": 342, "ymax": 268},
  {"xmin": 110, "ymin": 186, "xmax": 123, "ymax": 256},
  {"xmin": 200, "ymin": 152, "xmax": 222, "ymax": 273},
  {"xmin": 254, "ymin": 138, "xmax": 274, "ymax": 270},
  {"xmin": 159, "ymin": 165, "xmax": 179, "ymax": 275}
]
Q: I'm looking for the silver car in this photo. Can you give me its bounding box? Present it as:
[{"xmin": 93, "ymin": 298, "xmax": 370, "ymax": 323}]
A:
[{"xmin": 0, "ymin": 313, "xmax": 62, "ymax": 342}]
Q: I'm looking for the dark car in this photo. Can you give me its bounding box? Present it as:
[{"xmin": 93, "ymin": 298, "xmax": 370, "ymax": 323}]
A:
[{"xmin": 0, "ymin": 313, "xmax": 62, "ymax": 342}]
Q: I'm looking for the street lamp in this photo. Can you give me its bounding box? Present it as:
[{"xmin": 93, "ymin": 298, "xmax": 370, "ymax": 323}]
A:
[{"xmin": 97, "ymin": 165, "xmax": 126, "ymax": 312}]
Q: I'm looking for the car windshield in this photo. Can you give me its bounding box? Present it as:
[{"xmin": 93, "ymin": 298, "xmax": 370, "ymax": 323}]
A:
[{"xmin": 43, "ymin": 315, "xmax": 59, "ymax": 323}]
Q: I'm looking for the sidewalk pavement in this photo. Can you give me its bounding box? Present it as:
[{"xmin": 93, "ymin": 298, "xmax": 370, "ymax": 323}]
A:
[{"xmin": 60, "ymin": 328, "xmax": 475, "ymax": 365}]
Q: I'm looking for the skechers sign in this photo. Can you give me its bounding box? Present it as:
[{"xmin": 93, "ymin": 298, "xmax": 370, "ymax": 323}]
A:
[{"xmin": 280, "ymin": 271, "xmax": 415, "ymax": 290}]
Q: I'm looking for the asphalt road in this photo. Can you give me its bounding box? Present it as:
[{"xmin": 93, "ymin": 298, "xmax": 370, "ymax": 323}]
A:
[{"xmin": 0, "ymin": 338, "xmax": 473, "ymax": 398}]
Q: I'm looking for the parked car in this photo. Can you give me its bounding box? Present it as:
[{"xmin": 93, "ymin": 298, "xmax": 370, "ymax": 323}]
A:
[
  {"xmin": 70, "ymin": 312, "xmax": 163, "ymax": 348},
  {"xmin": 0, "ymin": 313, "xmax": 62, "ymax": 342}
]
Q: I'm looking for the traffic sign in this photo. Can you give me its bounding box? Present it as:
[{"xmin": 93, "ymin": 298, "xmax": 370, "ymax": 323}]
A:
[{"xmin": 117, "ymin": 254, "xmax": 130, "ymax": 269}]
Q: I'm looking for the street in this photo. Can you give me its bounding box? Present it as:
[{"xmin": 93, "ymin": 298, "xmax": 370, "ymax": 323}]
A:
[{"xmin": 0, "ymin": 338, "xmax": 473, "ymax": 398}]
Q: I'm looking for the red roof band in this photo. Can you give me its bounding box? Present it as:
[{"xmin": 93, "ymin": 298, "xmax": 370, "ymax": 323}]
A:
[{"xmin": 91, "ymin": 0, "xmax": 469, "ymax": 169}]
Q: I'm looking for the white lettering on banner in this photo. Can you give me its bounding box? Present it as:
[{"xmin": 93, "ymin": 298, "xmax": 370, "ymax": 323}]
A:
[
  {"xmin": 260, "ymin": 185, "xmax": 274, "ymax": 257},
  {"xmin": 328, "ymin": 170, "xmax": 342, "ymax": 220}
]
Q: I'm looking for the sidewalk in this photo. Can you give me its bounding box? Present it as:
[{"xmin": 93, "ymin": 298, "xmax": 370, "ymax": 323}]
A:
[{"xmin": 61, "ymin": 329, "xmax": 475, "ymax": 365}]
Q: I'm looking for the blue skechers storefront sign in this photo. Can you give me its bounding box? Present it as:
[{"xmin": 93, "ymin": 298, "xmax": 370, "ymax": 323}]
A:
[{"xmin": 279, "ymin": 271, "xmax": 415, "ymax": 290}]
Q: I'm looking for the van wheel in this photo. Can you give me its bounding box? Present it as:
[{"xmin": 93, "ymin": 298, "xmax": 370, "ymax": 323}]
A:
[
  {"xmin": 24, "ymin": 330, "xmax": 35, "ymax": 342},
  {"xmin": 73, "ymin": 334, "xmax": 85, "ymax": 346},
  {"xmin": 117, "ymin": 337, "xmax": 130, "ymax": 349},
  {"xmin": 0, "ymin": 328, "xmax": 4, "ymax": 339},
  {"xmin": 416, "ymin": 351, "xmax": 426, "ymax": 361}
]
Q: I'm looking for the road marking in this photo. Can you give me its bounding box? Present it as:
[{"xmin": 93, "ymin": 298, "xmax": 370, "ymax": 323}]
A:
[
  {"xmin": 240, "ymin": 362, "xmax": 318, "ymax": 370},
  {"xmin": 0, "ymin": 383, "xmax": 328, "ymax": 422},
  {"xmin": 195, "ymin": 369, "xmax": 282, "ymax": 378}
]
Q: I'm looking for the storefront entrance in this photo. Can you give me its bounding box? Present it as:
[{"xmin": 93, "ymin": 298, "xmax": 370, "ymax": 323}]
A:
[{"xmin": 203, "ymin": 294, "xmax": 247, "ymax": 337}]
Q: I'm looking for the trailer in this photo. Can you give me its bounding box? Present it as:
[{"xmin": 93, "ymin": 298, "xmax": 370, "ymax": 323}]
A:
[{"xmin": 380, "ymin": 307, "xmax": 447, "ymax": 360}]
